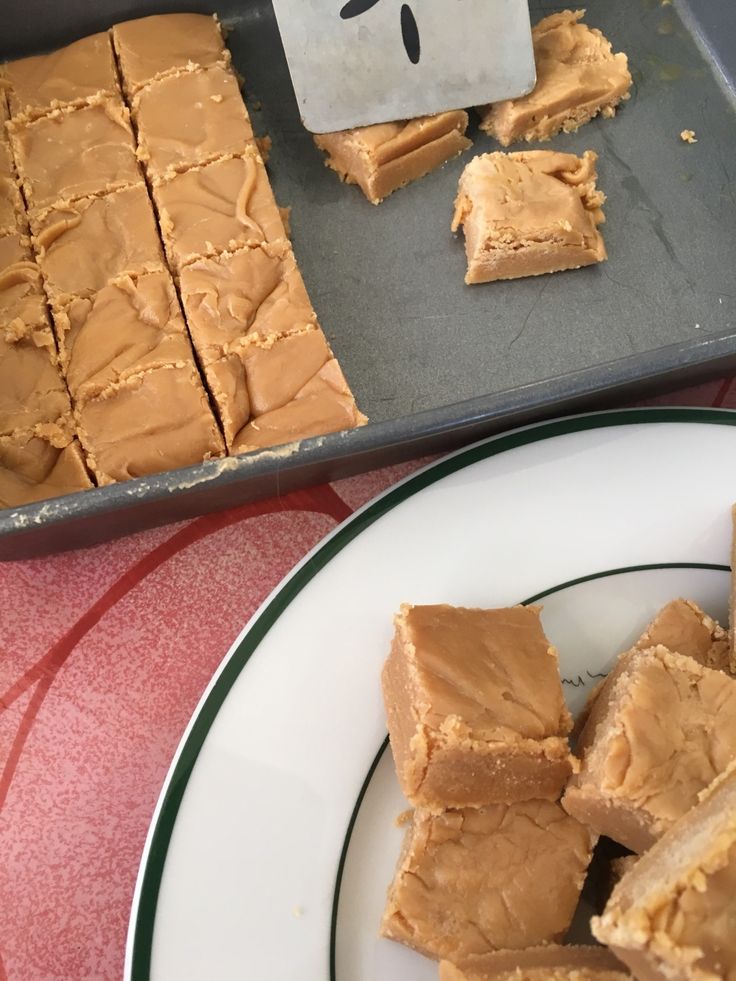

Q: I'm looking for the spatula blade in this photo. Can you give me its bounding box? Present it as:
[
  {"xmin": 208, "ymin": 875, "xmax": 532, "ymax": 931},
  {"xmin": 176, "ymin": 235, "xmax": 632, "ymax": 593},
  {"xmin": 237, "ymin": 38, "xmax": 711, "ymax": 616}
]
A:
[{"xmin": 271, "ymin": 0, "xmax": 536, "ymax": 134}]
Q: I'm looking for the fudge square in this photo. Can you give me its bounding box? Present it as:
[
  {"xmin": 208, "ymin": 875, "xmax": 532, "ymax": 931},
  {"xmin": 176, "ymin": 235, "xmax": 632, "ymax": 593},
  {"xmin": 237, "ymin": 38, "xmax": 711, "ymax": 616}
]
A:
[
  {"xmin": 382, "ymin": 604, "xmax": 575, "ymax": 810},
  {"xmin": 153, "ymin": 148, "xmax": 288, "ymax": 271},
  {"xmin": 314, "ymin": 110, "xmax": 471, "ymax": 205},
  {"xmin": 0, "ymin": 433, "xmax": 92, "ymax": 509},
  {"xmin": 478, "ymin": 10, "xmax": 632, "ymax": 146},
  {"xmin": 632, "ymin": 598, "xmax": 732, "ymax": 674},
  {"xmin": 592, "ymin": 760, "xmax": 736, "ymax": 980},
  {"xmin": 1, "ymin": 32, "xmax": 119, "ymax": 119},
  {"xmin": 9, "ymin": 97, "xmax": 140, "ymax": 214},
  {"xmin": 132, "ymin": 66, "xmax": 254, "ymax": 180},
  {"xmin": 562, "ymin": 645, "xmax": 736, "ymax": 853},
  {"xmin": 451, "ymin": 150, "xmax": 606, "ymax": 284},
  {"xmin": 380, "ymin": 801, "xmax": 595, "ymax": 962},
  {"xmin": 112, "ymin": 13, "xmax": 228, "ymax": 96},
  {"xmin": 439, "ymin": 945, "xmax": 630, "ymax": 980}
]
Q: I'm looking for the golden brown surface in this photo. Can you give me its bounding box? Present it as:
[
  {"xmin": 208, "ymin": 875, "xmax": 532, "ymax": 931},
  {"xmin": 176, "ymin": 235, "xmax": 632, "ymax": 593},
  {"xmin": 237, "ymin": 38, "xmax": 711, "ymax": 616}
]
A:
[
  {"xmin": 1, "ymin": 33, "xmax": 119, "ymax": 119},
  {"xmin": 592, "ymin": 761, "xmax": 736, "ymax": 981},
  {"xmin": 382, "ymin": 603, "xmax": 575, "ymax": 810},
  {"xmin": 632, "ymin": 598, "xmax": 732, "ymax": 673},
  {"xmin": 440, "ymin": 945, "xmax": 630, "ymax": 980},
  {"xmin": 562, "ymin": 645, "xmax": 736, "ymax": 852},
  {"xmin": 54, "ymin": 271, "xmax": 193, "ymax": 401},
  {"xmin": 314, "ymin": 110, "xmax": 471, "ymax": 204},
  {"xmin": 33, "ymin": 185, "xmax": 165, "ymax": 303},
  {"xmin": 154, "ymin": 148, "xmax": 287, "ymax": 271},
  {"xmin": 179, "ymin": 241, "xmax": 316, "ymax": 364},
  {"xmin": 0, "ymin": 174, "xmax": 25, "ymax": 235},
  {"xmin": 479, "ymin": 10, "xmax": 632, "ymax": 146},
  {"xmin": 132, "ymin": 66, "xmax": 254, "ymax": 180},
  {"xmin": 112, "ymin": 13, "xmax": 228, "ymax": 95},
  {"xmin": 0, "ymin": 433, "xmax": 92, "ymax": 508},
  {"xmin": 231, "ymin": 358, "xmax": 366, "ymax": 455},
  {"xmin": 0, "ymin": 231, "xmax": 32, "ymax": 269},
  {"xmin": 452, "ymin": 150, "xmax": 606, "ymax": 284},
  {"xmin": 0, "ymin": 255, "xmax": 48, "ymax": 330},
  {"xmin": 381, "ymin": 802, "xmax": 595, "ymax": 962},
  {"xmin": 0, "ymin": 130, "xmax": 14, "ymax": 179},
  {"xmin": 0, "ymin": 315, "xmax": 72, "ymax": 440},
  {"xmin": 9, "ymin": 96, "xmax": 139, "ymax": 214},
  {"xmin": 75, "ymin": 363, "xmax": 224, "ymax": 485}
]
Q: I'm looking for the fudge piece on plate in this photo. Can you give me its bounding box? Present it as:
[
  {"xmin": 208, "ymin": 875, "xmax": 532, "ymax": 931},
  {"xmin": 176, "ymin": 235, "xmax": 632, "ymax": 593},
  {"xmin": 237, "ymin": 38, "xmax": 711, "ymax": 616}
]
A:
[
  {"xmin": 381, "ymin": 802, "xmax": 595, "ymax": 962},
  {"xmin": 631, "ymin": 598, "xmax": 732, "ymax": 674},
  {"xmin": 382, "ymin": 603, "xmax": 575, "ymax": 810},
  {"xmin": 562, "ymin": 645, "xmax": 736, "ymax": 852},
  {"xmin": 592, "ymin": 760, "xmax": 736, "ymax": 981},
  {"xmin": 314, "ymin": 110, "xmax": 471, "ymax": 204},
  {"xmin": 452, "ymin": 150, "xmax": 606, "ymax": 284},
  {"xmin": 439, "ymin": 945, "xmax": 630, "ymax": 980},
  {"xmin": 478, "ymin": 10, "xmax": 632, "ymax": 146}
]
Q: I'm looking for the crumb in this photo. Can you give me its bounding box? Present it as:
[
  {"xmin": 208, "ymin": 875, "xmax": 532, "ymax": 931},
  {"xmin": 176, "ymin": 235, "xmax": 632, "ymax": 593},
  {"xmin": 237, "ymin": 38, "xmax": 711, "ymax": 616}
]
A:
[
  {"xmin": 256, "ymin": 134, "xmax": 272, "ymax": 163},
  {"xmin": 394, "ymin": 809, "xmax": 413, "ymax": 828},
  {"xmin": 210, "ymin": 94, "xmax": 223, "ymax": 103},
  {"xmin": 293, "ymin": 906, "xmax": 303, "ymax": 918},
  {"xmin": 661, "ymin": 0, "xmax": 672, "ymax": 5},
  {"xmin": 680, "ymin": 129, "xmax": 697, "ymax": 143},
  {"xmin": 695, "ymin": 323, "xmax": 701, "ymax": 329}
]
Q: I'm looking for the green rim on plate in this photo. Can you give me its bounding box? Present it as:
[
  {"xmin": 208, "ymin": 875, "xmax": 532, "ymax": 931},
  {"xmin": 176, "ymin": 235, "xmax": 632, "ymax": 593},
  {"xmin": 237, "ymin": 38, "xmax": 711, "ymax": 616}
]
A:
[{"xmin": 129, "ymin": 406, "xmax": 736, "ymax": 980}]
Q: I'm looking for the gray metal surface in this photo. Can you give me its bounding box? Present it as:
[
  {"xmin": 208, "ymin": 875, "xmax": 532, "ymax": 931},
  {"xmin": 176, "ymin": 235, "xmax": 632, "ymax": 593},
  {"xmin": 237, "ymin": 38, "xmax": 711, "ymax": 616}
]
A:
[
  {"xmin": 1, "ymin": 0, "xmax": 736, "ymax": 558},
  {"xmin": 270, "ymin": 0, "xmax": 535, "ymax": 132}
]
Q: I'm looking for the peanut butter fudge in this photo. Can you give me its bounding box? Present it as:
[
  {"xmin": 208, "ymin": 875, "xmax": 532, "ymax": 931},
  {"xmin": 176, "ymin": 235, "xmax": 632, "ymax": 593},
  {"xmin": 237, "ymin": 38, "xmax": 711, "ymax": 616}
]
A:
[
  {"xmin": 439, "ymin": 945, "xmax": 630, "ymax": 980},
  {"xmin": 314, "ymin": 110, "xmax": 471, "ymax": 205},
  {"xmin": 452, "ymin": 150, "xmax": 606, "ymax": 284},
  {"xmin": 54, "ymin": 271, "xmax": 194, "ymax": 401},
  {"xmin": 632, "ymin": 598, "xmax": 732, "ymax": 673},
  {"xmin": 0, "ymin": 317, "xmax": 72, "ymax": 440},
  {"xmin": 132, "ymin": 66, "xmax": 254, "ymax": 180},
  {"xmin": 382, "ymin": 604, "xmax": 575, "ymax": 810},
  {"xmin": 0, "ymin": 230, "xmax": 31, "ymax": 270},
  {"xmin": 478, "ymin": 11, "xmax": 632, "ymax": 146},
  {"xmin": 154, "ymin": 148, "xmax": 287, "ymax": 271},
  {"xmin": 0, "ymin": 433, "xmax": 92, "ymax": 508},
  {"xmin": 9, "ymin": 97, "xmax": 139, "ymax": 213},
  {"xmin": 592, "ymin": 761, "xmax": 736, "ymax": 980},
  {"xmin": 179, "ymin": 241, "xmax": 316, "ymax": 364},
  {"xmin": 75, "ymin": 363, "xmax": 224, "ymax": 485},
  {"xmin": 112, "ymin": 13, "xmax": 228, "ymax": 96},
  {"xmin": 381, "ymin": 802, "xmax": 595, "ymax": 962},
  {"xmin": 1, "ymin": 33, "xmax": 118, "ymax": 120},
  {"xmin": 231, "ymin": 358, "xmax": 366, "ymax": 455},
  {"xmin": 0, "ymin": 252, "xmax": 48, "ymax": 329},
  {"xmin": 33, "ymin": 185, "xmax": 165, "ymax": 303},
  {"xmin": 0, "ymin": 174, "xmax": 25, "ymax": 235},
  {"xmin": 562, "ymin": 645, "xmax": 736, "ymax": 852}
]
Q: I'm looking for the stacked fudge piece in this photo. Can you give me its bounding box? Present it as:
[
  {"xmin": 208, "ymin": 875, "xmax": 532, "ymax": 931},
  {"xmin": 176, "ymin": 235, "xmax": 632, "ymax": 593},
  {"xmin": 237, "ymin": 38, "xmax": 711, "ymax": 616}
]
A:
[
  {"xmin": 0, "ymin": 82, "xmax": 92, "ymax": 506},
  {"xmin": 113, "ymin": 14, "xmax": 365, "ymax": 455},
  {"xmin": 2, "ymin": 31, "xmax": 224, "ymax": 485},
  {"xmin": 380, "ymin": 604, "xmax": 596, "ymax": 969}
]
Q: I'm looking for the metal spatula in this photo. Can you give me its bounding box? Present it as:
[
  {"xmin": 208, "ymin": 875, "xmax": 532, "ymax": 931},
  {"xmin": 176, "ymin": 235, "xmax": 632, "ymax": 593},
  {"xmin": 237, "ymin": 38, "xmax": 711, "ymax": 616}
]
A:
[{"xmin": 270, "ymin": 0, "xmax": 536, "ymax": 134}]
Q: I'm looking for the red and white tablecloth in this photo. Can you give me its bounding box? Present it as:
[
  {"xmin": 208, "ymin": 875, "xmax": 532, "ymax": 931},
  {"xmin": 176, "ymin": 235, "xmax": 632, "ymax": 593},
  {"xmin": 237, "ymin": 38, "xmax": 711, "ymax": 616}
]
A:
[{"xmin": 2, "ymin": 378, "xmax": 735, "ymax": 980}]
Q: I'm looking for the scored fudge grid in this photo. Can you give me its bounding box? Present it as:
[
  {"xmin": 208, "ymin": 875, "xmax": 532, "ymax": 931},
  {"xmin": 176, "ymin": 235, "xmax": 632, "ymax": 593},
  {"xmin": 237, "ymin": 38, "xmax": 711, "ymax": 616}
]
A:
[
  {"xmin": 2, "ymin": 28, "xmax": 225, "ymax": 490},
  {"xmin": 115, "ymin": 12, "xmax": 365, "ymax": 453},
  {"xmin": 0, "ymin": 86, "xmax": 93, "ymax": 506}
]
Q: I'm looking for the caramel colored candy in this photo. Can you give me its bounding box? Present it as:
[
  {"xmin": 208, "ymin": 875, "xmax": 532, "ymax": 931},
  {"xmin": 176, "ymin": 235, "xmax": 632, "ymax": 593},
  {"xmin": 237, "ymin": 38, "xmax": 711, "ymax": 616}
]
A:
[
  {"xmin": 314, "ymin": 110, "xmax": 471, "ymax": 204},
  {"xmin": 0, "ymin": 434, "xmax": 92, "ymax": 508},
  {"xmin": 439, "ymin": 945, "xmax": 630, "ymax": 980},
  {"xmin": 452, "ymin": 150, "xmax": 606, "ymax": 284},
  {"xmin": 478, "ymin": 11, "xmax": 632, "ymax": 146}
]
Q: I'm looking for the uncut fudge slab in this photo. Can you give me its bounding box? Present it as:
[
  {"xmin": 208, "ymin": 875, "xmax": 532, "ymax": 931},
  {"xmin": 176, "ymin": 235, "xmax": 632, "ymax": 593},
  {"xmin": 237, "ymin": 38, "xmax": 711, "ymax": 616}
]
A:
[
  {"xmin": 314, "ymin": 110, "xmax": 471, "ymax": 205},
  {"xmin": 382, "ymin": 604, "xmax": 575, "ymax": 810},
  {"xmin": 0, "ymin": 433, "xmax": 92, "ymax": 508},
  {"xmin": 439, "ymin": 945, "xmax": 630, "ymax": 980},
  {"xmin": 9, "ymin": 96, "xmax": 139, "ymax": 214},
  {"xmin": 132, "ymin": 66, "xmax": 254, "ymax": 181},
  {"xmin": 33, "ymin": 184, "xmax": 165, "ymax": 304},
  {"xmin": 112, "ymin": 13, "xmax": 228, "ymax": 96},
  {"xmin": 592, "ymin": 760, "xmax": 736, "ymax": 981},
  {"xmin": 1, "ymin": 32, "xmax": 118, "ymax": 120},
  {"xmin": 154, "ymin": 148, "xmax": 287, "ymax": 272},
  {"xmin": 0, "ymin": 316, "xmax": 73, "ymax": 441},
  {"xmin": 231, "ymin": 358, "xmax": 366, "ymax": 455},
  {"xmin": 75, "ymin": 363, "xmax": 224, "ymax": 485},
  {"xmin": 562, "ymin": 645, "xmax": 736, "ymax": 853},
  {"xmin": 478, "ymin": 10, "xmax": 632, "ymax": 146},
  {"xmin": 179, "ymin": 241, "xmax": 316, "ymax": 364},
  {"xmin": 54, "ymin": 271, "xmax": 194, "ymax": 402},
  {"xmin": 452, "ymin": 150, "xmax": 606, "ymax": 284},
  {"xmin": 380, "ymin": 801, "xmax": 595, "ymax": 962}
]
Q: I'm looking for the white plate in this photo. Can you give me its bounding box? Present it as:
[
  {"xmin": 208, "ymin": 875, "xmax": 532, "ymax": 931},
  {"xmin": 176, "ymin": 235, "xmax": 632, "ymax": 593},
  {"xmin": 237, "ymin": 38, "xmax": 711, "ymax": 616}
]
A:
[{"xmin": 126, "ymin": 408, "xmax": 736, "ymax": 981}]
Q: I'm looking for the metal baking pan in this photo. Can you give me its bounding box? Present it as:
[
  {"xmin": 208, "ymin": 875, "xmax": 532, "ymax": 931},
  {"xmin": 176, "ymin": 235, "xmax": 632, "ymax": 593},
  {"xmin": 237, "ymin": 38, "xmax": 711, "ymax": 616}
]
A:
[{"xmin": 2, "ymin": 0, "xmax": 735, "ymax": 559}]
